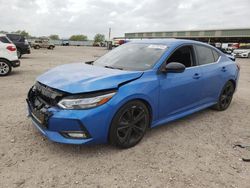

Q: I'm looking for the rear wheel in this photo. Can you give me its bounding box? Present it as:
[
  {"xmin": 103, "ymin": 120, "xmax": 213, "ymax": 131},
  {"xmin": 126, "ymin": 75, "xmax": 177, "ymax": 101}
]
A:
[
  {"xmin": 35, "ymin": 45, "xmax": 40, "ymax": 49},
  {"xmin": 212, "ymin": 81, "xmax": 235, "ymax": 111},
  {"xmin": 0, "ymin": 60, "xmax": 12, "ymax": 76},
  {"xmin": 109, "ymin": 100, "xmax": 150, "ymax": 148}
]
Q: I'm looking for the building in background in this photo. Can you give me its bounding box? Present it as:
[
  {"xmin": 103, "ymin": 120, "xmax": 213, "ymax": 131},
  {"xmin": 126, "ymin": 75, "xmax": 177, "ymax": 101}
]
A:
[{"xmin": 124, "ymin": 28, "xmax": 250, "ymax": 43}]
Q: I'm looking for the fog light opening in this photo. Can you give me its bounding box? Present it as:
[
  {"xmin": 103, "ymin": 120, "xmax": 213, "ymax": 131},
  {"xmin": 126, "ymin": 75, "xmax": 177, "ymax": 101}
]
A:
[{"xmin": 62, "ymin": 131, "xmax": 88, "ymax": 139}]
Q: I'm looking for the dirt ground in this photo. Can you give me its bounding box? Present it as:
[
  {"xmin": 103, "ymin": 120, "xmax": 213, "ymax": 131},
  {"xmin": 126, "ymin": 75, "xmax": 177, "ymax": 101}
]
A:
[{"xmin": 0, "ymin": 46, "xmax": 250, "ymax": 188}]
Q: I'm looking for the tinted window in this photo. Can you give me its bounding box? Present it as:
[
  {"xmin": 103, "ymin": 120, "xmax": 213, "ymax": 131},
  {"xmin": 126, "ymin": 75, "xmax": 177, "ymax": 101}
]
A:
[
  {"xmin": 167, "ymin": 46, "xmax": 194, "ymax": 67},
  {"xmin": 212, "ymin": 50, "xmax": 220, "ymax": 61},
  {"xmin": 0, "ymin": 36, "xmax": 11, "ymax": 43},
  {"xmin": 93, "ymin": 43, "xmax": 167, "ymax": 71},
  {"xmin": 195, "ymin": 45, "xmax": 215, "ymax": 65},
  {"xmin": 7, "ymin": 34, "xmax": 21, "ymax": 41}
]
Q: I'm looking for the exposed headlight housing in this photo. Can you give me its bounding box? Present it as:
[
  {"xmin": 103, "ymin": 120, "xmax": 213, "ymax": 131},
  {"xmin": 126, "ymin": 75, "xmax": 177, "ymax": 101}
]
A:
[{"xmin": 58, "ymin": 92, "xmax": 116, "ymax": 109}]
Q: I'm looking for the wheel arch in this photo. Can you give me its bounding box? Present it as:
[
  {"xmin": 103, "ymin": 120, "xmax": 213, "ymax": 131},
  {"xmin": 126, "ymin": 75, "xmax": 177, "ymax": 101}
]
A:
[
  {"xmin": 228, "ymin": 79, "xmax": 236, "ymax": 90},
  {"xmin": 0, "ymin": 58, "xmax": 11, "ymax": 63},
  {"xmin": 107, "ymin": 97, "xmax": 154, "ymax": 143}
]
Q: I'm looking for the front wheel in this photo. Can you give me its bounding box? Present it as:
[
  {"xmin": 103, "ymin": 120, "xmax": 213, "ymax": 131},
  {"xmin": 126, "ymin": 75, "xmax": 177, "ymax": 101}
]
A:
[
  {"xmin": 109, "ymin": 100, "xmax": 150, "ymax": 148},
  {"xmin": 0, "ymin": 60, "xmax": 12, "ymax": 76},
  {"xmin": 212, "ymin": 81, "xmax": 235, "ymax": 111}
]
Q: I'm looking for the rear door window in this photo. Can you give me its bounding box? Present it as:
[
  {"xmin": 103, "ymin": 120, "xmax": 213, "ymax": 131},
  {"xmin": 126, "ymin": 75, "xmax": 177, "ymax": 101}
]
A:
[
  {"xmin": 195, "ymin": 45, "xmax": 216, "ymax": 65},
  {"xmin": 0, "ymin": 36, "xmax": 11, "ymax": 43},
  {"xmin": 7, "ymin": 34, "xmax": 21, "ymax": 41}
]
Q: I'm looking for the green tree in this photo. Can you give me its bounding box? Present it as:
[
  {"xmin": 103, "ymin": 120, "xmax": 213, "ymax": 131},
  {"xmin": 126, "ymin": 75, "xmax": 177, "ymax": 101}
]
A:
[
  {"xmin": 69, "ymin": 35, "xmax": 88, "ymax": 41},
  {"xmin": 14, "ymin": 30, "xmax": 30, "ymax": 38},
  {"xmin": 94, "ymin": 33, "xmax": 105, "ymax": 43},
  {"xmin": 49, "ymin": 34, "xmax": 60, "ymax": 40},
  {"xmin": 0, "ymin": 30, "xmax": 8, "ymax": 34}
]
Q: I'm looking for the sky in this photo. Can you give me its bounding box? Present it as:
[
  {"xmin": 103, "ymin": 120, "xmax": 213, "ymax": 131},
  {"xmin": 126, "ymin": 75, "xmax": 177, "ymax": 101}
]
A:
[{"xmin": 0, "ymin": 0, "xmax": 250, "ymax": 39}]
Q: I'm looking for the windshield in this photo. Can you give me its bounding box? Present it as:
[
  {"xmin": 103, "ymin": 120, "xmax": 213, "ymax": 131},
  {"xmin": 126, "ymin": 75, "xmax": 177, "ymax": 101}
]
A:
[{"xmin": 93, "ymin": 43, "xmax": 167, "ymax": 71}]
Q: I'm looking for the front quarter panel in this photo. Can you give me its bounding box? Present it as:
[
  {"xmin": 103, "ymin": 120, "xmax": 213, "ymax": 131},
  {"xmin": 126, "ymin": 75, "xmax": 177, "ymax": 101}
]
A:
[{"xmin": 108, "ymin": 71, "xmax": 159, "ymax": 125}]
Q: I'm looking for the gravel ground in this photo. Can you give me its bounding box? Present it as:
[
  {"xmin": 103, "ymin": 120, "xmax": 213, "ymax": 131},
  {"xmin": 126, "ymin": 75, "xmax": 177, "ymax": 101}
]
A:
[{"xmin": 0, "ymin": 46, "xmax": 250, "ymax": 188}]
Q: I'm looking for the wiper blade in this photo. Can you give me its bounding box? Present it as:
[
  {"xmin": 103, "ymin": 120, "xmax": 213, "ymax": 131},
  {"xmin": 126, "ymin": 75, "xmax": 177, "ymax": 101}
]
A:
[{"xmin": 104, "ymin": 65, "xmax": 123, "ymax": 70}]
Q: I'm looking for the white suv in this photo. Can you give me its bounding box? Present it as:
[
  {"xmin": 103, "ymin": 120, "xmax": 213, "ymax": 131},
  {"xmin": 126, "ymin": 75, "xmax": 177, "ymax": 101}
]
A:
[{"xmin": 0, "ymin": 34, "xmax": 20, "ymax": 76}]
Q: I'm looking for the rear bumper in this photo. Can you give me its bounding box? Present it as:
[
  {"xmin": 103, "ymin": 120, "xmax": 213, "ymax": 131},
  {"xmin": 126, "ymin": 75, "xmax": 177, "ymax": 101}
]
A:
[
  {"xmin": 10, "ymin": 60, "xmax": 20, "ymax": 67},
  {"xmin": 22, "ymin": 47, "xmax": 31, "ymax": 54}
]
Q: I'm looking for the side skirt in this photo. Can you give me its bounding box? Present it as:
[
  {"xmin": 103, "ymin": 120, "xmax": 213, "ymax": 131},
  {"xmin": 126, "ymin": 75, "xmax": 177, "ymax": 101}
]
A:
[{"xmin": 151, "ymin": 102, "xmax": 216, "ymax": 128}]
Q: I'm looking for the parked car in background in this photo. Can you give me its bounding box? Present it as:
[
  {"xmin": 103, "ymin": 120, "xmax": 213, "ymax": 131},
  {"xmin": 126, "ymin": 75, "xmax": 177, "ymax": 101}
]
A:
[
  {"xmin": 217, "ymin": 47, "xmax": 233, "ymax": 55},
  {"xmin": 232, "ymin": 45, "xmax": 250, "ymax": 58},
  {"xmin": 0, "ymin": 34, "xmax": 20, "ymax": 76},
  {"xmin": 93, "ymin": 41, "xmax": 106, "ymax": 47},
  {"xmin": 112, "ymin": 39, "xmax": 128, "ymax": 47},
  {"xmin": 31, "ymin": 39, "xmax": 55, "ymax": 50},
  {"xmin": 6, "ymin": 33, "xmax": 31, "ymax": 59},
  {"xmin": 27, "ymin": 39, "xmax": 240, "ymax": 148},
  {"xmin": 62, "ymin": 40, "xmax": 69, "ymax": 46}
]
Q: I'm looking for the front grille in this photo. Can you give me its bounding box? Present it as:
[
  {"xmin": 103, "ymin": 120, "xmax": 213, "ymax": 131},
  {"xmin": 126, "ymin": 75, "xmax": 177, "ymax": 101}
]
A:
[
  {"xmin": 27, "ymin": 82, "xmax": 67, "ymax": 127},
  {"xmin": 33, "ymin": 82, "xmax": 66, "ymax": 106}
]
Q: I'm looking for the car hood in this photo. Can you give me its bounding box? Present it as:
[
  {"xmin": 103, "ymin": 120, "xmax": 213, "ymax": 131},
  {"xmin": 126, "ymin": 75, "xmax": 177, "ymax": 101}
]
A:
[{"xmin": 37, "ymin": 63, "xmax": 143, "ymax": 94}]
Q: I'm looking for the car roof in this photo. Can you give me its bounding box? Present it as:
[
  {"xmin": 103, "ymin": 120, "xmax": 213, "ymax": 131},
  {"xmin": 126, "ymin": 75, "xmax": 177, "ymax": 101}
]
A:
[
  {"xmin": 128, "ymin": 38, "xmax": 222, "ymax": 54},
  {"xmin": 129, "ymin": 38, "xmax": 211, "ymax": 47}
]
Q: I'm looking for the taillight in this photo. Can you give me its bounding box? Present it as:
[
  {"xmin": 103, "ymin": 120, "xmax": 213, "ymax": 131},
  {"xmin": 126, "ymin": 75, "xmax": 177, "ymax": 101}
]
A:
[{"xmin": 6, "ymin": 45, "xmax": 16, "ymax": 51}]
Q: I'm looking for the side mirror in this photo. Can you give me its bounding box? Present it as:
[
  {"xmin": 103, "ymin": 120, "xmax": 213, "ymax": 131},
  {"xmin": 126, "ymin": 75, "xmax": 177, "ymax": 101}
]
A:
[{"xmin": 162, "ymin": 62, "xmax": 186, "ymax": 73}]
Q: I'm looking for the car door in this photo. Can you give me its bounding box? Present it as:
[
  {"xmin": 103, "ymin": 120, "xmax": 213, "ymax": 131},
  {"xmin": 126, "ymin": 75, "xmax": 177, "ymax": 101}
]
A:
[
  {"xmin": 194, "ymin": 45, "xmax": 224, "ymax": 104},
  {"xmin": 158, "ymin": 45, "xmax": 204, "ymax": 120}
]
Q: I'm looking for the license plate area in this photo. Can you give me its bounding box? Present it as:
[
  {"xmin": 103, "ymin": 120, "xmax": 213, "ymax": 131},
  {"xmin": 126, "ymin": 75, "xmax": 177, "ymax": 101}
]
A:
[
  {"xmin": 31, "ymin": 109, "xmax": 46, "ymax": 125},
  {"xmin": 27, "ymin": 97, "xmax": 51, "ymax": 129}
]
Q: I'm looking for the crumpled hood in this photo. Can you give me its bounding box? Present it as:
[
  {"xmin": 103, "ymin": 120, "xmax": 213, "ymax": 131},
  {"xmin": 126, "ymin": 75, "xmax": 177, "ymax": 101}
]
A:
[{"xmin": 37, "ymin": 63, "xmax": 143, "ymax": 94}]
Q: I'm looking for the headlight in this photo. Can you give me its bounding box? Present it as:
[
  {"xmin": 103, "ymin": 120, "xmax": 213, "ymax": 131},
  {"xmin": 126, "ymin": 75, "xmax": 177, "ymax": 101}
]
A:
[{"xmin": 58, "ymin": 92, "xmax": 116, "ymax": 109}]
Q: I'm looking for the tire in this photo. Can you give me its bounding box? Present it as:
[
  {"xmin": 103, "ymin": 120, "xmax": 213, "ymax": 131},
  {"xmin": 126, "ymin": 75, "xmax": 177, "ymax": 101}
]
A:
[
  {"xmin": 109, "ymin": 100, "xmax": 150, "ymax": 148},
  {"xmin": 35, "ymin": 45, "xmax": 40, "ymax": 49},
  {"xmin": 212, "ymin": 81, "xmax": 235, "ymax": 111},
  {"xmin": 48, "ymin": 46, "xmax": 54, "ymax": 50},
  {"xmin": 0, "ymin": 60, "xmax": 12, "ymax": 76},
  {"xmin": 17, "ymin": 49, "xmax": 22, "ymax": 59}
]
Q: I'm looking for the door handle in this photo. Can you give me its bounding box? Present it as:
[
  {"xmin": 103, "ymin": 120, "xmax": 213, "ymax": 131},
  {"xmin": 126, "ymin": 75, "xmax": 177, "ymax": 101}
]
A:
[
  {"xmin": 193, "ymin": 73, "xmax": 201, "ymax": 79},
  {"xmin": 221, "ymin": 67, "xmax": 227, "ymax": 72}
]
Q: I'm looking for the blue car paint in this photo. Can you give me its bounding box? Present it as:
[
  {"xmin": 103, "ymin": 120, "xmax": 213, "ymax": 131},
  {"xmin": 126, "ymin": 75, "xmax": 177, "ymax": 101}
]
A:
[
  {"xmin": 28, "ymin": 39, "xmax": 239, "ymax": 145},
  {"xmin": 37, "ymin": 63, "xmax": 143, "ymax": 94}
]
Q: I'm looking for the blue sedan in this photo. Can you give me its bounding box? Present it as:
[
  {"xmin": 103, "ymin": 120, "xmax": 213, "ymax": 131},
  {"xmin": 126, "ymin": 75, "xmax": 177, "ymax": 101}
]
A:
[{"xmin": 27, "ymin": 39, "xmax": 240, "ymax": 148}]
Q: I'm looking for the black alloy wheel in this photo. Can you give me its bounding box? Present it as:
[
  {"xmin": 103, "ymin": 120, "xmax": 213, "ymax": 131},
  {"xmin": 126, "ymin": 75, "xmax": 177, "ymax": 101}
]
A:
[
  {"xmin": 212, "ymin": 81, "xmax": 235, "ymax": 111},
  {"xmin": 109, "ymin": 100, "xmax": 150, "ymax": 148}
]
